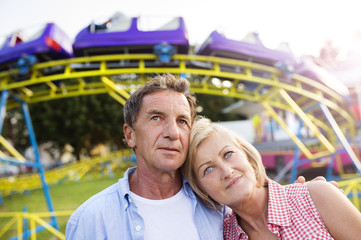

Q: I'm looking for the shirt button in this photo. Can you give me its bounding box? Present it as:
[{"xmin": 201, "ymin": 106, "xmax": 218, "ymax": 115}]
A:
[
  {"xmin": 124, "ymin": 203, "xmax": 128, "ymax": 208},
  {"xmin": 128, "ymin": 197, "xmax": 133, "ymax": 203},
  {"xmin": 135, "ymin": 225, "xmax": 142, "ymax": 231}
]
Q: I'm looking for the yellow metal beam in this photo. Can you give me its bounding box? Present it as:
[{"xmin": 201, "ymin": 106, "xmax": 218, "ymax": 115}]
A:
[
  {"xmin": 279, "ymin": 89, "xmax": 336, "ymax": 153},
  {"xmin": 101, "ymin": 76, "xmax": 130, "ymax": 105},
  {"xmin": 0, "ymin": 216, "xmax": 17, "ymax": 238},
  {"xmin": 0, "ymin": 136, "xmax": 25, "ymax": 161},
  {"xmin": 261, "ymin": 101, "xmax": 313, "ymax": 159},
  {"xmin": 32, "ymin": 215, "xmax": 65, "ymax": 239}
]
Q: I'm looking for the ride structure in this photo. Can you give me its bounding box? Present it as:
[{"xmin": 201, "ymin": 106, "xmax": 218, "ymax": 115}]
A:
[
  {"xmin": 0, "ymin": 14, "xmax": 360, "ymax": 186},
  {"xmin": 0, "ymin": 23, "xmax": 73, "ymax": 71},
  {"xmin": 195, "ymin": 30, "xmax": 298, "ymax": 67},
  {"xmin": 0, "ymin": 53, "xmax": 359, "ymax": 177},
  {"xmin": 73, "ymin": 15, "xmax": 189, "ymax": 56},
  {"xmin": 0, "ymin": 13, "xmax": 360, "ymax": 238}
]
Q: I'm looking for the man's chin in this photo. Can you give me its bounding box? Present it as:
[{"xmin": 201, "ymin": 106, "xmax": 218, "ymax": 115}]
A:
[{"xmin": 158, "ymin": 161, "xmax": 184, "ymax": 172}]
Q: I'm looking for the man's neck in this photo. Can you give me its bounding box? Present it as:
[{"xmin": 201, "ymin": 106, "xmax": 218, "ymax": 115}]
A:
[{"xmin": 129, "ymin": 167, "xmax": 183, "ymax": 200}]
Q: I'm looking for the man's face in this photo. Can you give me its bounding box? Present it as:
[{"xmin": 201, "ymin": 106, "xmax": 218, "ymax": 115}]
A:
[{"xmin": 124, "ymin": 90, "xmax": 192, "ymax": 174}]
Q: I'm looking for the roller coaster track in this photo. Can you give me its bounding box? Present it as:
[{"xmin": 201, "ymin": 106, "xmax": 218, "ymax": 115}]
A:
[
  {"xmin": 0, "ymin": 149, "xmax": 133, "ymax": 198},
  {"xmin": 0, "ymin": 53, "xmax": 359, "ymax": 170}
]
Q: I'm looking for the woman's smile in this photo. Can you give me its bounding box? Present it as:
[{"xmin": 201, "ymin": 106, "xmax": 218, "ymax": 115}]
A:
[{"xmin": 226, "ymin": 176, "xmax": 242, "ymax": 189}]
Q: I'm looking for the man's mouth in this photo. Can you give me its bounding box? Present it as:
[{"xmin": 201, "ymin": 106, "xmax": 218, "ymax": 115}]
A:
[{"xmin": 159, "ymin": 147, "xmax": 179, "ymax": 152}]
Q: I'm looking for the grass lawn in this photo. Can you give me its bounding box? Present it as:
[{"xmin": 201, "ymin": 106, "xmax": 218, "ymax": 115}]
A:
[
  {"xmin": 2, "ymin": 167, "xmax": 359, "ymax": 239},
  {"xmin": 0, "ymin": 170, "xmax": 127, "ymax": 239}
]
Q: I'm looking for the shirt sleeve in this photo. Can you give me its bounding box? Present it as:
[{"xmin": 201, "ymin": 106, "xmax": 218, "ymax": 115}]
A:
[{"xmin": 65, "ymin": 204, "xmax": 107, "ymax": 240}]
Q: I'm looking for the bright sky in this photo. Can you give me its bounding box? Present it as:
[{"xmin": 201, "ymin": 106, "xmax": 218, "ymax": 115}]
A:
[{"xmin": 1, "ymin": 0, "xmax": 360, "ymax": 58}]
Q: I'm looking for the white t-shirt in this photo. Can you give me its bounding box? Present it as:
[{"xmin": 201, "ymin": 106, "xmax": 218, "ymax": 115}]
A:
[{"xmin": 129, "ymin": 188, "xmax": 200, "ymax": 240}]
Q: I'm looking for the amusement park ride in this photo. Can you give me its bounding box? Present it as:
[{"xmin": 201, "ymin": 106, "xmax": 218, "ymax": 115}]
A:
[{"xmin": 0, "ymin": 13, "xmax": 360, "ymax": 238}]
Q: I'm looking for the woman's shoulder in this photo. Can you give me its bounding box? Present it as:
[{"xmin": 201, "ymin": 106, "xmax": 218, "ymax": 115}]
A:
[
  {"xmin": 307, "ymin": 180, "xmax": 342, "ymax": 207},
  {"xmin": 307, "ymin": 180, "xmax": 334, "ymax": 192}
]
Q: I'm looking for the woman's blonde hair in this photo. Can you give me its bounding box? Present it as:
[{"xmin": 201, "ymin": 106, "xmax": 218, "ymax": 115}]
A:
[{"xmin": 181, "ymin": 116, "xmax": 267, "ymax": 210}]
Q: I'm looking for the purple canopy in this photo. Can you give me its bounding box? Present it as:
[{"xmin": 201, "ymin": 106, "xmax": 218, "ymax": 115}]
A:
[
  {"xmin": 0, "ymin": 23, "xmax": 73, "ymax": 69},
  {"xmin": 195, "ymin": 31, "xmax": 298, "ymax": 67},
  {"xmin": 73, "ymin": 16, "xmax": 189, "ymax": 56}
]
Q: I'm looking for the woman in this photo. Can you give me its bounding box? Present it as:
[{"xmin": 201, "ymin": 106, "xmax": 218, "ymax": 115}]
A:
[{"xmin": 182, "ymin": 117, "xmax": 361, "ymax": 240}]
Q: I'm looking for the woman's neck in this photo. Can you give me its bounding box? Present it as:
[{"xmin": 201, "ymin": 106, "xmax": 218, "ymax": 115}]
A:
[{"xmin": 231, "ymin": 185, "xmax": 269, "ymax": 232}]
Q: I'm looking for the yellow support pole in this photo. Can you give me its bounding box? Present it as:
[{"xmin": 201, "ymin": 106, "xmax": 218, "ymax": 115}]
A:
[
  {"xmin": 32, "ymin": 215, "xmax": 65, "ymax": 239},
  {"xmin": 101, "ymin": 76, "xmax": 130, "ymax": 105},
  {"xmin": 30, "ymin": 217, "xmax": 37, "ymax": 240},
  {"xmin": 17, "ymin": 213, "xmax": 23, "ymax": 240},
  {"xmin": 0, "ymin": 216, "xmax": 17, "ymax": 238},
  {"xmin": 279, "ymin": 89, "xmax": 336, "ymax": 153},
  {"xmin": 262, "ymin": 101, "xmax": 313, "ymax": 159},
  {"xmin": 108, "ymin": 91, "xmax": 127, "ymax": 105},
  {"xmin": 0, "ymin": 136, "xmax": 26, "ymax": 161},
  {"xmin": 19, "ymin": 87, "xmax": 34, "ymax": 97},
  {"xmin": 46, "ymin": 81, "xmax": 58, "ymax": 96}
]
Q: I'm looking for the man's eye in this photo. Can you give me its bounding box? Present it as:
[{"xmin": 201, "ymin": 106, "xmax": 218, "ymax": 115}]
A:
[
  {"xmin": 151, "ymin": 116, "xmax": 160, "ymax": 121},
  {"xmin": 204, "ymin": 166, "xmax": 213, "ymax": 175},
  {"xmin": 179, "ymin": 119, "xmax": 187, "ymax": 125}
]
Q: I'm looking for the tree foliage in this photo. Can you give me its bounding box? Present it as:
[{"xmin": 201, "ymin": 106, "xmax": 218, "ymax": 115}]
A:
[
  {"xmin": 2, "ymin": 90, "xmax": 242, "ymax": 159},
  {"xmin": 195, "ymin": 93, "xmax": 244, "ymax": 121},
  {"xmin": 4, "ymin": 94, "xmax": 126, "ymax": 159}
]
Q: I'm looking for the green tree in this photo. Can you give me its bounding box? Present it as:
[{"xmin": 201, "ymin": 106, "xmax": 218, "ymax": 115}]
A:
[
  {"xmin": 2, "ymin": 86, "xmax": 242, "ymax": 159},
  {"xmin": 195, "ymin": 94, "xmax": 244, "ymax": 121},
  {"xmin": 10, "ymin": 94, "xmax": 127, "ymax": 159}
]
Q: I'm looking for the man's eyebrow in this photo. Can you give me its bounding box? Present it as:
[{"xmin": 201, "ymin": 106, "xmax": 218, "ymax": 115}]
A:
[
  {"xmin": 179, "ymin": 114, "xmax": 191, "ymax": 121},
  {"xmin": 146, "ymin": 109, "xmax": 164, "ymax": 115}
]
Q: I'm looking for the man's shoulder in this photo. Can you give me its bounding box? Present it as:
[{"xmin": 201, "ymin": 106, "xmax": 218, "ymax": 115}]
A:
[
  {"xmin": 71, "ymin": 167, "xmax": 134, "ymax": 217},
  {"xmin": 68, "ymin": 181, "xmax": 122, "ymax": 223}
]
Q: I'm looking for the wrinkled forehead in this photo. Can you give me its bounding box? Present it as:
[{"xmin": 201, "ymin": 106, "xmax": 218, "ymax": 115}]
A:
[{"xmin": 142, "ymin": 90, "xmax": 191, "ymax": 115}]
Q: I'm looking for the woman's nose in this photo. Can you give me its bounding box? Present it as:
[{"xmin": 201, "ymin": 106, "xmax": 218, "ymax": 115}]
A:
[{"xmin": 221, "ymin": 163, "xmax": 234, "ymax": 179}]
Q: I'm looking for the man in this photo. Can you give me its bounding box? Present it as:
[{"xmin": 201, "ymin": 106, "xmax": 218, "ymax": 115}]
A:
[
  {"xmin": 15, "ymin": 53, "xmax": 37, "ymax": 77},
  {"xmin": 66, "ymin": 73, "xmax": 332, "ymax": 239},
  {"xmin": 153, "ymin": 41, "xmax": 176, "ymax": 65},
  {"xmin": 66, "ymin": 73, "xmax": 225, "ymax": 239}
]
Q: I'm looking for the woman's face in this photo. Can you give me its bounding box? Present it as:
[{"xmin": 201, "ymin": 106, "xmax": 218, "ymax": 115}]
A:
[{"xmin": 194, "ymin": 131, "xmax": 258, "ymax": 208}]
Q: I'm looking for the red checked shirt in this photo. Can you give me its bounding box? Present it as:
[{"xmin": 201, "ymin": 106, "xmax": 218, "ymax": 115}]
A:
[{"xmin": 223, "ymin": 179, "xmax": 334, "ymax": 240}]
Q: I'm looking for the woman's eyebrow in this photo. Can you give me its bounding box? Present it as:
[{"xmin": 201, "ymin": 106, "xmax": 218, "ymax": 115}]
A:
[
  {"xmin": 219, "ymin": 145, "xmax": 229, "ymax": 155},
  {"xmin": 198, "ymin": 161, "xmax": 211, "ymax": 172}
]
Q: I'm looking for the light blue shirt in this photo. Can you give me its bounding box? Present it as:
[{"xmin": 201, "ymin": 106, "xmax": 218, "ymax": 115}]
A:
[{"xmin": 66, "ymin": 167, "xmax": 227, "ymax": 240}]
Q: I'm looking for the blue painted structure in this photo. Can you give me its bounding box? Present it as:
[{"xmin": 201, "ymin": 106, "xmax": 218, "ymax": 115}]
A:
[{"xmin": 0, "ymin": 90, "xmax": 59, "ymax": 233}]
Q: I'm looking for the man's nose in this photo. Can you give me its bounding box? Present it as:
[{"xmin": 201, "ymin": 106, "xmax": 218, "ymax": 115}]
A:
[{"xmin": 164, "ymin": 120, "xmax": 180, "ymax": 140}]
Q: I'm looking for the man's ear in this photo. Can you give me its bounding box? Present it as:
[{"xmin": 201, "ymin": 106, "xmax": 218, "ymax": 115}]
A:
[{"xmin": 123, "ymin": 124, "xmax": 136, "ymax": 148}]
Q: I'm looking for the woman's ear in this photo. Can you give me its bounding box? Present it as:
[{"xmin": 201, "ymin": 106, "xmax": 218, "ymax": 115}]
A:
[{"xmin": 123, "ymin": 124, "xmax": 136, "ymax": 148}]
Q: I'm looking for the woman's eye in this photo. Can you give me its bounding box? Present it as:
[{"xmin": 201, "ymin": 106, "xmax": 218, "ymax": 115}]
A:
[
  {"xmin": 204, "ymin": 166, "xmax": 213, "ymax": 175},
  {"xmin": 224, "ymin": 151, "xmax": 232, "ymax": 159}
]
